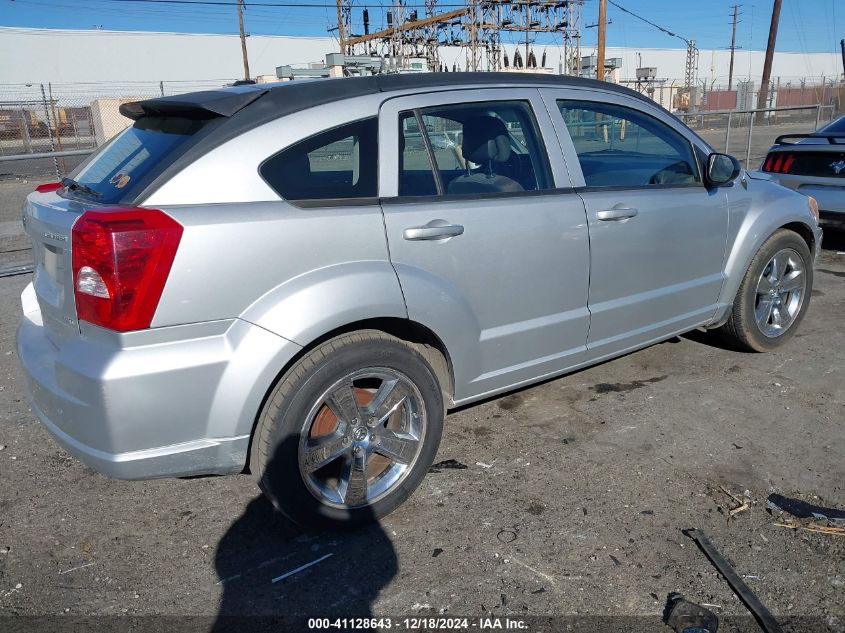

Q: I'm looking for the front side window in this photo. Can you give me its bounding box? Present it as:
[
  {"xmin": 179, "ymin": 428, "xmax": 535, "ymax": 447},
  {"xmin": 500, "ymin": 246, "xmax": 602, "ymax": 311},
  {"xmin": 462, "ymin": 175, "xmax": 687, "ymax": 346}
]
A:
[
  {"xmin": 558, "ymin": 100, "xmax": 700, "ymax": 188},
  {"xmin": 398, "ymin": 100, "xmax": 552, "ymax": 197},
  {"xmin": 261, "ymin": 118, "xmax": 378, "ymax": 201}
]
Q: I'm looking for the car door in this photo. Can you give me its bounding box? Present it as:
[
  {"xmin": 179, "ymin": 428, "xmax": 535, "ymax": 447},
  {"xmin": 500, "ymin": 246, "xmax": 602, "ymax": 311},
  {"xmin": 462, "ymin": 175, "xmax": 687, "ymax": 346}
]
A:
[
  {"xmin": 378, "ymin": 88, "xmax": 591, "ymax": 404},
  {"xmin": 541, "ymin": 88, "xmax": 729, "ymax": 357}
]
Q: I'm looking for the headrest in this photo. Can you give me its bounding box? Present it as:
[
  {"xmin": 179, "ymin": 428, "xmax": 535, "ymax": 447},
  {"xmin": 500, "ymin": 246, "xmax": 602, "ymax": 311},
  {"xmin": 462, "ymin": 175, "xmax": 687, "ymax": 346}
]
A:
[{"xmin": 462, "ymin": 115, "xmax": 511, "ymax": 164}]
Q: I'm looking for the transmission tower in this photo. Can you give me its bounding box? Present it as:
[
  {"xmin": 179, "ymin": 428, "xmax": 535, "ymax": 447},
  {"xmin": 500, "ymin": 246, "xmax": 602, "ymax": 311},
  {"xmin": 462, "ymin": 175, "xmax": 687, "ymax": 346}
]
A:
[
  {"xmin": 478, "ymin": 1, "xmax": 583, "ymax": 74},
  {"xmin": 684, "ymin": 39, "xmax": 699, "ymax": 90},
  {"xmin": 333, "ymin": 0, "xmax": 583, "ymax": 74}
]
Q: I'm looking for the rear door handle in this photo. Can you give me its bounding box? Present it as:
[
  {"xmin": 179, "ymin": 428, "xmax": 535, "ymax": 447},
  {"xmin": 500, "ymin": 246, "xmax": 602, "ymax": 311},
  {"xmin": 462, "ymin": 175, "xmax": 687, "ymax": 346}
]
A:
[
  {"xmin": 403, "ymin": 220, "xmax": 465, "ymax": 241},
  {"xmin": 596, "ymin": 207, "xmax": 639, "ymax": 221}
]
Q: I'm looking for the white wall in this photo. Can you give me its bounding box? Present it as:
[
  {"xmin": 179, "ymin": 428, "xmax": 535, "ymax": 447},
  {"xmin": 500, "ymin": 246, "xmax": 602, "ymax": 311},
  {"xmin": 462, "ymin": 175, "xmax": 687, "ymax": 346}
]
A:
[
  {"xmin": 1, "ymin": 27, "xmax": 842, "ymax": 86},
  {"xmin": 0, "ymin": 27, "xmax": 337, "ymax": 83}
]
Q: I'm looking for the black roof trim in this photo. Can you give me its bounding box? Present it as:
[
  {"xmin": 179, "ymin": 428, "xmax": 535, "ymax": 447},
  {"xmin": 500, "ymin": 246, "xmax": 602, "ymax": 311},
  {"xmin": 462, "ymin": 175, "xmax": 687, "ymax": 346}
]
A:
[
  {"xmin": 121, "ymin": 72, "xmax": 652, "ymax": 123},
  {"xmin": 373, "ymin": 72, "xmax": 653, "ymax": 104}
]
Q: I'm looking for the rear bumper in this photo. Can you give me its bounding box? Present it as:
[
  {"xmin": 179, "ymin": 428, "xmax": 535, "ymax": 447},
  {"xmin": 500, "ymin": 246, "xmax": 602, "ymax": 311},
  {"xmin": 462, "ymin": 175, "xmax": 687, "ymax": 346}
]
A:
[
  {"xmin": 767, "ymin": 174, "xmax": 845, "ymax": 216},
  {"xmin": 16, "ymin": 283, "xmax": 301, "ymax": 479},
  {"xmin": 819, "ymin": 211, "xmax": 845, "ymax": 228},
  {"xmin": 797, "ymin": 184, "xmax": 845, "ymax": 217}
]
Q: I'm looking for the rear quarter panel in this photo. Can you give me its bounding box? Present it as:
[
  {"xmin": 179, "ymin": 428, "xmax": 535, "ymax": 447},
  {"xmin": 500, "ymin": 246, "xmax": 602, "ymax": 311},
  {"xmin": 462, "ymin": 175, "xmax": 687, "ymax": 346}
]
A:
[{"xmin": 150, "ymin": 201, "xmax": 406, "ymax": 343}]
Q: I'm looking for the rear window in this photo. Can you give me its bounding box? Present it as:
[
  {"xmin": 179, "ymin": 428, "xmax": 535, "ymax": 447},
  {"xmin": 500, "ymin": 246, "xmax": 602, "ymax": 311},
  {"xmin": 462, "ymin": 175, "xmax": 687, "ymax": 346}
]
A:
[
  {"xmin": 818, "ymin": 116, "xmax": 845, "ymax": 135},
  {"xmin": 67, "ymin": 116, "xmax": 206, "ymax": 203}
]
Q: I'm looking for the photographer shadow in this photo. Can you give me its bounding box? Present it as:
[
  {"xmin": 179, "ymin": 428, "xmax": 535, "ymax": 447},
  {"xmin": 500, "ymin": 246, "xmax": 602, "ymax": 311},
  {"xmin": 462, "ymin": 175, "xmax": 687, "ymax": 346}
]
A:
[{"xmin": 212, "ymin": 436, "xmax": 397, "ymax": 632}]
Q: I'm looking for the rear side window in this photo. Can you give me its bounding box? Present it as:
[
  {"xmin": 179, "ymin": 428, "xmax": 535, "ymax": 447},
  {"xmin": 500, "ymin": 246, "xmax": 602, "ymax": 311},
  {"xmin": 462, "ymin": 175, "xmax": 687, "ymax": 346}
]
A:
[
  {"xmin": 399, "ymin": 100, "xmax": 552, "ymax": 197},
  {"xmin": 558, "ymin": 100, "xmax": 700, "ymax": 188},
  {"xmin": 261, "ymin": 118, "xmax": 378, "ymax": 201},
  {"xmin": 70, "ymin": 116, "xmax": 206, "ymax": 203}
]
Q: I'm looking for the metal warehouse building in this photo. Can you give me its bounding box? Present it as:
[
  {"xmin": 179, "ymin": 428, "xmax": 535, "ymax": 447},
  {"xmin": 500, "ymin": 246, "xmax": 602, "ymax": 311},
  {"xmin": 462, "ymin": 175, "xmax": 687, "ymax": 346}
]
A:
[{"xmin": 1, "ymin": 26, "xmax": 842, "ymax": 86}]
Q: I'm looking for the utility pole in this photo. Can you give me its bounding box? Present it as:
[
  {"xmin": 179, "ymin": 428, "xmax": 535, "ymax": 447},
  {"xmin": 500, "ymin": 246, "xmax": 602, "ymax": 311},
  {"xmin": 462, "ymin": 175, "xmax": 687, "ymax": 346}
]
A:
[
  {"xmin": 236, "ymin": 0, "xmax": 250, "ymax": 80},
  {"xmin": 596, "ymin": 0, "xmax": 606, "ymax": 80},
  {"xmin": 755, "ymin": 0, "xmax": 781, "ymax": 116},
  {"xmin": 728, "ymin": 4, "xmax": 741, "ymax": 90},
  {"xmin": 840, "ymin": 39, "xmax": 845, "ymax": 78},
  {"xmin": 335, "ymin": 0, "xmax": 346, "ymax": 54}
]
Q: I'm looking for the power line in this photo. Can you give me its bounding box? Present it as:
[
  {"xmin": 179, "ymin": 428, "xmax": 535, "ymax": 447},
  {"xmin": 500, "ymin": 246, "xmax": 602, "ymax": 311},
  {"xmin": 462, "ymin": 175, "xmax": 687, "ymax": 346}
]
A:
[
  {"xmin": 101, "ymin": 0, "xmax": 469, "ymax": 7},
  {"xmin": 605, "ymin": 0, "xmax": 688, "ymax": 45}
]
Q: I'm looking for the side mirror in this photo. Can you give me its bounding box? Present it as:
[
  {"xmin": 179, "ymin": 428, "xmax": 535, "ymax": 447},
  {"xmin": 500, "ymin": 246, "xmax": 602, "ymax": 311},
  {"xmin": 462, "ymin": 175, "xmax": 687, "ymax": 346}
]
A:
[{"xmin": 706, "ymin": 153, "xmax": 741, "ymax": 186}]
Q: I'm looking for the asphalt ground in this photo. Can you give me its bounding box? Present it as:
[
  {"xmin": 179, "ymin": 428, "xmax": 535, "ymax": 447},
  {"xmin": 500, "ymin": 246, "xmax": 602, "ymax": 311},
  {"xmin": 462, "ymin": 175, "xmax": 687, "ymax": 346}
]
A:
[{"xmin": 0, "ymin": 171, "xmax": 843, "ymax": 632}]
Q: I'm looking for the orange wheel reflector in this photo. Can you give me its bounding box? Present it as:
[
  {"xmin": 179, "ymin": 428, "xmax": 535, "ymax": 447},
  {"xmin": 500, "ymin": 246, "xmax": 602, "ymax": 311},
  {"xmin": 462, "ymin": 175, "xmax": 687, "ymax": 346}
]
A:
[{"xmin": 310, "ymin": 387, "xmax": 375, "ymax": 437}]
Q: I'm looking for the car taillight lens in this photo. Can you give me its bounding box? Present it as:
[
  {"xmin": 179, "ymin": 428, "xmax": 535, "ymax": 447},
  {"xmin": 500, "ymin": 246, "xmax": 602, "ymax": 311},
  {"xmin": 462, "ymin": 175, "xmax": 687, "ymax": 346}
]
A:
[
  {"xmin": 762, "ymin": 152, "xmax": 795, "ymax": 174},
  {"xmin": 71, "ymin": 208, "xmax": 183, "ymax": 332},
  {"xmin": 35, "ymin": 182, "xmax": 63, "ymax": 193}
]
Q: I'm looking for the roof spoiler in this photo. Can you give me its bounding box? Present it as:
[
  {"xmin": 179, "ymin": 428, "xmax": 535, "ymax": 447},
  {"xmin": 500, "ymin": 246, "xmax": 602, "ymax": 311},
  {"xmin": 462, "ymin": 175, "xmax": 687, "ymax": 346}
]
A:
[
  {"xmin": 119, "ymin": 88, "xmax": 269, "ymax": 121},
  {"xmin": 774, "ymin": 133, "xmax": 845, "ymax": 145}
]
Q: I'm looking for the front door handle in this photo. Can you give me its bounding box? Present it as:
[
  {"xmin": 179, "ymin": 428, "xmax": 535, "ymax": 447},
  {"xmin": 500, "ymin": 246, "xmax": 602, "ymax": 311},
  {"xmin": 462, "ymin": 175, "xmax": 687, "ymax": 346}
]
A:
[
  {"xmin": 403, "ymin": 219, "xmax": 465, "ymax": 241},
  {"xmin": 596, "ymin": 207, "xmax": 639, "ymax": 221}
]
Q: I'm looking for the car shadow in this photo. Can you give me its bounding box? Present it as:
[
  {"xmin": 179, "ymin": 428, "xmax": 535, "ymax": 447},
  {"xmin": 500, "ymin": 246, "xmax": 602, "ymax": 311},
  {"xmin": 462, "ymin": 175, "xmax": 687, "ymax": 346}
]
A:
[
  {"xmin": 679, "ymin": 328, "xmax": 744, "ymax": 352},
  {"xmin": 820, "ymin": 225, "xmax": 845, "ymax": 251},
  {"xmin": 212, "ymin": 437, "xmax": 397, "ymax": 631}
]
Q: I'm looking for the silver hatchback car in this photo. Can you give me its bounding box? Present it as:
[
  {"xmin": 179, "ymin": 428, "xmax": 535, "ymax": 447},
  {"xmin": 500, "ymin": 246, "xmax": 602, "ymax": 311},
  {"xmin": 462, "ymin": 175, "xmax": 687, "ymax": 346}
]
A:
[{"xmin": 17, "ymin": 73, "xmax": 822, "ymax": 528}]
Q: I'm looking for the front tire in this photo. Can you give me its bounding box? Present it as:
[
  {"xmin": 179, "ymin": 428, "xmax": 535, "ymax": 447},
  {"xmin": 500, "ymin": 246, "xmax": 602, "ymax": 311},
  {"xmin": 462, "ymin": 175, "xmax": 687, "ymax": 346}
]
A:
[
  {"xmin": 250, "ymin": 330, "xmax": 444, "ymax": 529},
  {"xmin": 719, "ymin": 229, "xmax": 813, "ymax": 352}
]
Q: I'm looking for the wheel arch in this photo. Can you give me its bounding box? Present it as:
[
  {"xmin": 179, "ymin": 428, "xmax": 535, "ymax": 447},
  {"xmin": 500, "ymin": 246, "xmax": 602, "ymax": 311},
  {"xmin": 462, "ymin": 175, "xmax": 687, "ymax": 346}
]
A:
[
  {"xmin": 781, "ymin": 220, "xmax": 816, "ymax": 254},
  {"xmin": 242, "ymin": 317, "xmax": 455, "ymax": 474},
  {"xmin": 711, "ymin": 217, "xmax": 817, "ymax": 329}
]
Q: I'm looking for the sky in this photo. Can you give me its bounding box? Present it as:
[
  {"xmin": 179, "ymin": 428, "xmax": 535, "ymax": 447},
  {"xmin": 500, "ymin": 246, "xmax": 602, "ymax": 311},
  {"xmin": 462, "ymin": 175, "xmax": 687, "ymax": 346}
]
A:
[{"xmin": 1, "ymin": 0, "xmax": 843, "ymax": 55}]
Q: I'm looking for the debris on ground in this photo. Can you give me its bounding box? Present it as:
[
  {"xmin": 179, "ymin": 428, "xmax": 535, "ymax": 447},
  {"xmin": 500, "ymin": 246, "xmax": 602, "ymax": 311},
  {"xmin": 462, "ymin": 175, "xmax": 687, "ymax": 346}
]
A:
[
  {"xmin": 773, "ymin": 522, "xmax": 845, "ymax": 536},
  {"xmin": 270, "ymin": 553, "xmax": 334, "ymax": 584},
  {"xmin": 663, "ymin": 592, "xmax": 719, "ymax": 633},
  {"xmin": 496, "ymin": 529, "xmax": 518, "ymax": 544},
  {"xmin": 58, "ymin": 562, "xmax": 95, "ymax": 575},
  {"xmin": 718, "ymin": 485, "xmax": 750, "ymax": 521},
  {"xmin": 428, "ymin": 459, "xmax": 467, "ymax": 473},
  {"xmin": 767, "ymin": 493, "xmax": 845, "ymax": 536},
  {"xmin": 685, "ymin": 529, "xmax": 783, "ymax": 633},
  {"xmin": 767, "ymin": 493, "xmax": 845, "ymax": 527}
]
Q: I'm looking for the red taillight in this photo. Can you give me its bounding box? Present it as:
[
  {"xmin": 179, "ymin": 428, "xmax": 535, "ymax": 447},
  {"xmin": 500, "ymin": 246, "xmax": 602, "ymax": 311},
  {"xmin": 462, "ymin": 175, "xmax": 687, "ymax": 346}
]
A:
[
  {"xmin": 35, "ymin": 182, "xmax": 63, "ymax": 193},
  {"xmin": 763, "ymin": 155, "xmax": 774, "ymax": 171},
  {"xmin": 763, "ymin": 152, "xmax": 794, "ymax": 174},
  {"xmin": 71, "ymin": 208, "xmax": 183, "ymax": 332}
]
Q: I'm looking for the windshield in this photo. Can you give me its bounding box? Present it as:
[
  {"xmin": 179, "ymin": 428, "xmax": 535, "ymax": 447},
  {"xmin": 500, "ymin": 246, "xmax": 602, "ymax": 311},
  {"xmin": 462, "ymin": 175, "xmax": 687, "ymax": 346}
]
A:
[{"xmin": 67, "ymin": 116, "xmax": 207, "ymax": 203}]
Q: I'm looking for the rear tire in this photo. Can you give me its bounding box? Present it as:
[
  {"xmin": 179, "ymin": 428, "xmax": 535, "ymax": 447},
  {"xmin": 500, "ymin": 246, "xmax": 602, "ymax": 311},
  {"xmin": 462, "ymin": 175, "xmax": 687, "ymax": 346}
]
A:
[
  {"xmin": 250, "ymin": 330, "xmax": 444, "ymax": 529},
  {"xmin": 718, "ymin": 229, "xmax": 813, "ymax": 352}
]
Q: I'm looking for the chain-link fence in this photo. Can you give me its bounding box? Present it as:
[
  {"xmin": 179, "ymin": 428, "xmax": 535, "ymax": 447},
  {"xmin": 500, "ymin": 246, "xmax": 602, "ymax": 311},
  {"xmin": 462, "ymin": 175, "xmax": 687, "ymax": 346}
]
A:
[
  {"xmin": 626, "ymin": 78, "xmax": 844, "ymax": 114},
  {"xmin": 679, "ymin": 104, "xmax": 838, "ymax": 170},
  {"xmin": 0, "ymin": 80, "xmax": 238, "ymax": 179},
  {"xmin": 1, "ymin": 78, "xmax": 843, "ymax": 180}
]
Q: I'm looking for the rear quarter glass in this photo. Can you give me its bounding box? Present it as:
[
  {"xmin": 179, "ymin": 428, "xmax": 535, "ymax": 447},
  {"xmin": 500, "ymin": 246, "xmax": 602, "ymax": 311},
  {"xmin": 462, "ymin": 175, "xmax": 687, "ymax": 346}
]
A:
[{"xmin": 65, "ymin": 116, "xmax": 209, "ymax": 204}]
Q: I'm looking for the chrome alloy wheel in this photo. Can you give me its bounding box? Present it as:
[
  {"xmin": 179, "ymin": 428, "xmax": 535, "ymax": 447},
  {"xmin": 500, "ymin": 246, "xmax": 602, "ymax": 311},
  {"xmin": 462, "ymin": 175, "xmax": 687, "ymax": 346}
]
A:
[
  {"xmin": 298, "ymin": 368, "xmax": 426, "ymax": 509},
  {"xmin": 754, "ymin": 248, "xmax": 806, "ymax": 338}
]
